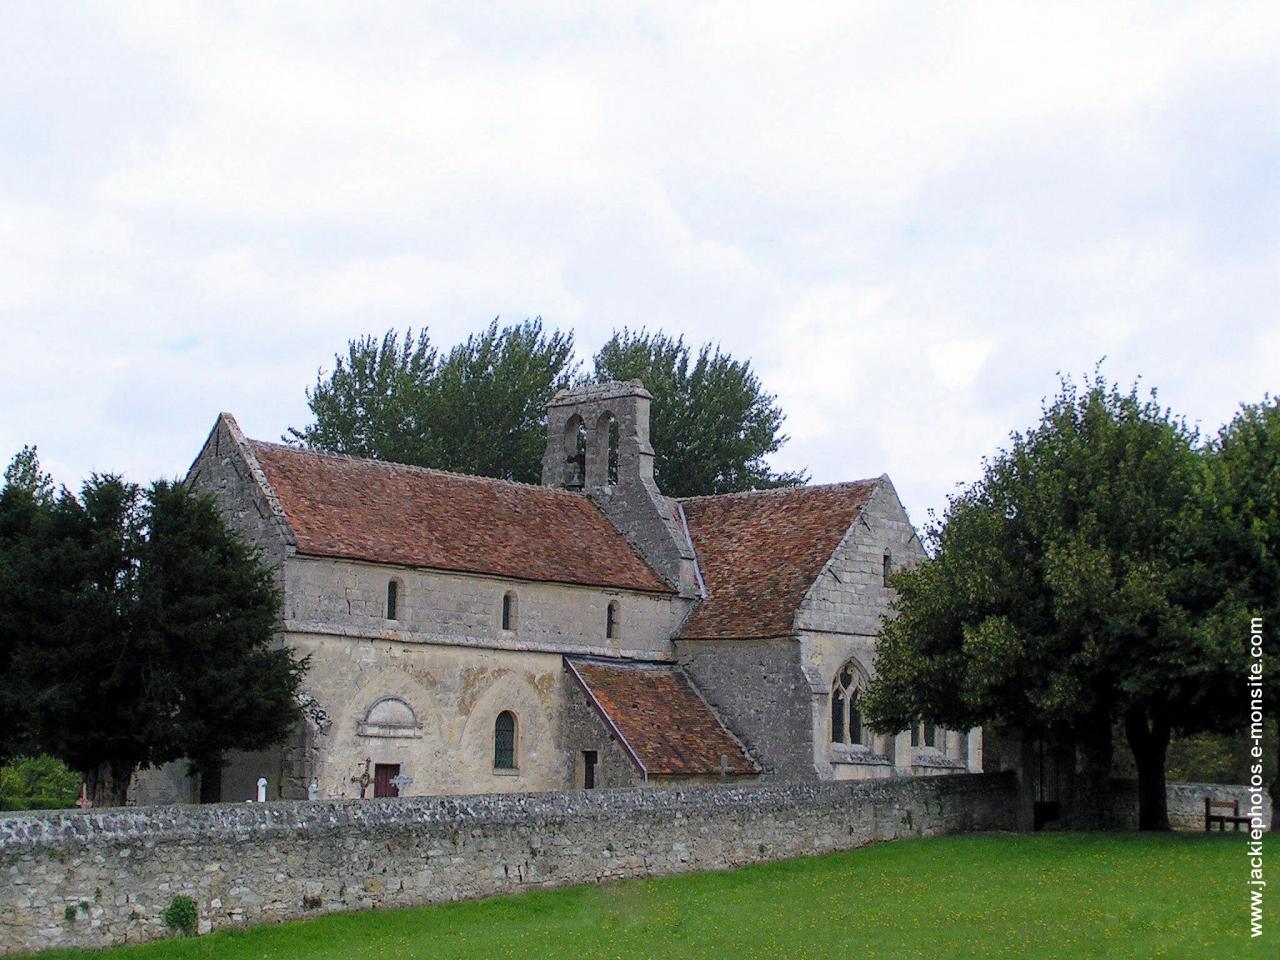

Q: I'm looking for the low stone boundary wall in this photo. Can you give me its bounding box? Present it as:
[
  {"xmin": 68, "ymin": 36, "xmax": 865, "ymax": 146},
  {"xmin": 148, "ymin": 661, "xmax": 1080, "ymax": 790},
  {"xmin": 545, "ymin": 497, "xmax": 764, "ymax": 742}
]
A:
[
  {"xmin": 0, "ymin": 773, "xmax": 1016, "ymax": 955},
  {"xmin": 1109, "ymin": 780, "xmax": 1272, "ymax": 831}
]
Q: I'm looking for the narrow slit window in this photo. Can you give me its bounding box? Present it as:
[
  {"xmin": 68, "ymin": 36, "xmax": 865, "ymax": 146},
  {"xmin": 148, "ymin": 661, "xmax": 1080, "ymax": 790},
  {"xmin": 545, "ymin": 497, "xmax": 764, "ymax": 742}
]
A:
[
  {"xmin": 502, "ymin": 591, "xmax": 516, "ymax": 631},
  {"xmin": 387, "ymin": 580, "xmax": 399, "ymax": 620},
  {"xmin": 606, "ymin": 600, "xmax": 620, "ymax": 639},
  {"xmin": 882, "ymin": 553, "xmax": 892, "ymax": 586}
]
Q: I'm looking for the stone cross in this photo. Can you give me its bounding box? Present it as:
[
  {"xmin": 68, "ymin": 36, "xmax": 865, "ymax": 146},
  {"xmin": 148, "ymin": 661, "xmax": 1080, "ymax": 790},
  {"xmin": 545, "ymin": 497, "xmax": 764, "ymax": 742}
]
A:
[
  {"xmin": 350, "ymin": 758, "xmax": 373, "ymax": 799},
  {"xmin": 389, "ymin": 773, "xmax": 414, "ymax": 795}
]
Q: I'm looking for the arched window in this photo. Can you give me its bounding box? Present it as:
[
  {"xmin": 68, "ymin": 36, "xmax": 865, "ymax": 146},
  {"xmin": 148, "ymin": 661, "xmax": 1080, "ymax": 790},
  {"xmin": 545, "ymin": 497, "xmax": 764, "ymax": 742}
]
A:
[
  {"xmin": 501, "ymin": 591, "xmax": 517, "ymax": 631},
  {"xmin": 830, "ymin": 660, "xmax": 867, "ymax": 746},
  {"xmin": 594, "ymin": 411, "xmax": 620, "ymax": 485},
  {"xmin": 910, "ymin": 721, "xmax": 941, "ymax": 749},
  {"xmin": 606, "ymin": 600, "xmax": 620, "ymax": 639},
  {"xmin": 386, "ymin": 579, "xmax": 401, "ymax": 620},
  {"xmin": 494, "ymin": 711, "xmax": 517, "ymax": 770},
  {"xmin": 563, "ymin": 415, "xmax": 586, "ymax": 488}
]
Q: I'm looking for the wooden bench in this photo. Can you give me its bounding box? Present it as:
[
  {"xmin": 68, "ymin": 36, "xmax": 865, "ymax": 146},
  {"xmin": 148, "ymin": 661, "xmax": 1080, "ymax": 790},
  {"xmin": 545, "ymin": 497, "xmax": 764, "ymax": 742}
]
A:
[{"xmin": 1205, "ymin": 797, "xmax": 1251, "ymax": 832}]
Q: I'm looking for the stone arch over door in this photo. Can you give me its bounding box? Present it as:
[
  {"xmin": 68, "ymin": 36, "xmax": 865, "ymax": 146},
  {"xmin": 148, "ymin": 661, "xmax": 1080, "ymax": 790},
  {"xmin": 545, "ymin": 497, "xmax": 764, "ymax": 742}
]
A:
[{"xmin": 325, "ymin": 665, "xmax": 445, "ymax": 799}]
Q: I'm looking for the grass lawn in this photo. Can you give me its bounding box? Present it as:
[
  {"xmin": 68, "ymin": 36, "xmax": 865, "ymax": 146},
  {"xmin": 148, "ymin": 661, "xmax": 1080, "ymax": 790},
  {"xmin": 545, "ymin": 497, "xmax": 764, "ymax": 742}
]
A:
[{"xmin": 24, "ymin": 832, "xmax": 1275, "ymax": 960}]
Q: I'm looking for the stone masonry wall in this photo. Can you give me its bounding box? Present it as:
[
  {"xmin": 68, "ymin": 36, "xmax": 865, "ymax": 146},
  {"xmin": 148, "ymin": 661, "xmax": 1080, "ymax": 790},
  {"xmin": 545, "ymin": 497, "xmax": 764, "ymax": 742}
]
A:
[
  {"xmin": 1108, "ymin": 780, "xmax": 1273, "ymax": 831},
  {"xmin": 283, "ymin": 555, "xmax": 687, "ymax": 662},
  {"xmin": 675, "ymin": 637, "xmax": 816, "ymax": 780},
  {"xmin": 0, "ymin": 774, "xmax": 1016, "ymax": 955}
]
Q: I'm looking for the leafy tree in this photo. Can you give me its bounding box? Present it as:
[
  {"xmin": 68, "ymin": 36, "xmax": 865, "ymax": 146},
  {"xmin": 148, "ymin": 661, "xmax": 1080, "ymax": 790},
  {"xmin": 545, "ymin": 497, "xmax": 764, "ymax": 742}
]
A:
[
  {"xmin": 428, "ymin": 320, "xmax": 579, "ymax": 481},
  {"xmin": 2, "ymin": 444, "xmax": 55, "ymax": 502},
  {"xmin": 289, "ymin": 319, "xmax": 578, "ymax": 483},
  {"xmin": 0, "ymin": 754, "xmax": 80, "ymax": 810},
  {"xmin": 593, "ymin": 329, "xmax": 806, "ymax": 496},
  {"xmin": 0, "ymin": 456, "xmax": 47, "ymax": 764},
  {"xmin": 291, "ymin": 322, "xmax": 805, "ymax": 496},
  {"xmin": 137, "ymin": 481, "xmax": 305, "ymax": 802},
  {"xmin": 1193, "ymin": 397, "xmax": 1280, "ymax": 808},
  {"xmin": 289, "ymin": 328, "xmax": 441, "ymax": 466},
  {"xmin": 19, "ymin": 475, "xmax": 153, "ymax": 805},
  {"xmin": 1, "ymin": 453, "xmax": 303, "ymax": 806},
  {"xmin": 863, "ymin": 374, "xmax": 1230, "ymax": 830}
]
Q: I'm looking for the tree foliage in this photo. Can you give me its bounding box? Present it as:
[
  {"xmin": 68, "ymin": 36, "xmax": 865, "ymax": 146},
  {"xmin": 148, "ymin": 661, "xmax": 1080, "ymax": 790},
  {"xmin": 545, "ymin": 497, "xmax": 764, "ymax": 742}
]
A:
[
  {"xmin": 288, "ymin": 319, "xmax": 578, "ymax": 483},
  {"xmin": 592, "ymin": 329, "xmax": 806, "ymax": 496},
  {"xmin": 1193, "ymin": 396, "xmax": 1280, "ymax": 802},
  {"xmin": 0, "ymin": 448, "xmax": 304, "ymax": 805},
  {"xmin": 0, "ymin": 754, "xmax": 80, "ymax": 811},
  {"xmin": 290, "ymin": 322, "xmax": 804, "ymax": 496},
  {"xmin": 863, "ymin": 374, "xmax": 1233, "ymax": 830}
]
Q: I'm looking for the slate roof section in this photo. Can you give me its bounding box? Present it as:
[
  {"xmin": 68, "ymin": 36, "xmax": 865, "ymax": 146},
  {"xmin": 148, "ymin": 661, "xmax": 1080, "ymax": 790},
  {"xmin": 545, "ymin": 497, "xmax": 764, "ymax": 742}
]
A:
[
  {"xmin": 677, "ymin": 480, "xmax": 881, "ymax": 640},
  {"xmin": 566, "ymin": 658, "xmax": 757, "ymax": 777},
  {"xmin": 246, "ymin": 440, "xmax": 673, "ymax": 594}
]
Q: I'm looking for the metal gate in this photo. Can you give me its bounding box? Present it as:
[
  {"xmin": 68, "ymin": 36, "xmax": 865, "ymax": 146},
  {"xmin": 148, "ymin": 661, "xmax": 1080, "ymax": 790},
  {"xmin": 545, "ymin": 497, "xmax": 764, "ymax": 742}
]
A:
[{"xmin": 1033, "ymin": 739, "xmax": 1061, "ymax": 830}]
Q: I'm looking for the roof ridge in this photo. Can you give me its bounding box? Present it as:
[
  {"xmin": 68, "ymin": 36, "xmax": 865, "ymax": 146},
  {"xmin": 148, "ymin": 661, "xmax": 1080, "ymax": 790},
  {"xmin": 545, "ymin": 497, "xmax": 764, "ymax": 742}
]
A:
[
  {"xmin": 247, "ymin": 438, "xmax": 586, "ymax": 498},
  {"xmin": 677, "ymin": 477, "xmax": 880, "ymax": 503}
]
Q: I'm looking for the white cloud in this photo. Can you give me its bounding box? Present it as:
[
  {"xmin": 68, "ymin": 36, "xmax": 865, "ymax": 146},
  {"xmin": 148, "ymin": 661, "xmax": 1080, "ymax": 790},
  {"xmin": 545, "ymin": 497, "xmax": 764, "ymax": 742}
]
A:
[{"xmin": 1, "ymin": 1, "xmax": 1277, "ymax": 520}]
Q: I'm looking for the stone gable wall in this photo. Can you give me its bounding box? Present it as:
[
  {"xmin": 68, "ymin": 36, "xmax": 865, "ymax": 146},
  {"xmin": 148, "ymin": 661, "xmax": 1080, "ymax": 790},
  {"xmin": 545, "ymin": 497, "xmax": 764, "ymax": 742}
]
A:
[
  {"xmin": 675, "ymin": 637, "xmax": 816, "ymax": 781},
  {"xmin": 0, "ymin": 773, "xmax": 1016, "ymax": 955},
  {"xmin": 186, "ymin": 416, "xmax": 294, "ymax": 573},
  {"xmin": 793, "ymin": 477, "xmax": 926, "ymax": 638}
]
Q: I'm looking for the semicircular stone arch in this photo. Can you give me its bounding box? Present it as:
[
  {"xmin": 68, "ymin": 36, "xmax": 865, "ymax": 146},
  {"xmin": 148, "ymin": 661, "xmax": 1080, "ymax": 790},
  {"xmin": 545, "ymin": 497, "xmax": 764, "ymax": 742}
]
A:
[{"xmin": 456, "ymin": 669, "xmax": 557, "ymax": 791}]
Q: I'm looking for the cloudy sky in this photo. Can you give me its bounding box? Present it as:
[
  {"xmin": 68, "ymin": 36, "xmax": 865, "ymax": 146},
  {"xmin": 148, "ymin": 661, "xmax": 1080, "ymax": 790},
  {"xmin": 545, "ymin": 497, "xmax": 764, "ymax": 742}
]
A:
[{"xmin": 2, "ymin": 2, "xmax": 1277, "ymax": 525}]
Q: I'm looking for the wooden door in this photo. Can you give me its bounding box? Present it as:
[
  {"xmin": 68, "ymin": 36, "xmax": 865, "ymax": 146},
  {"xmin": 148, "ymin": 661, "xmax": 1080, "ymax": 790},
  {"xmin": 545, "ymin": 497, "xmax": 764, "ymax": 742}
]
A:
[{"xmin": 374, "ymin": 763, "xmax": 401, "ymax": 798}]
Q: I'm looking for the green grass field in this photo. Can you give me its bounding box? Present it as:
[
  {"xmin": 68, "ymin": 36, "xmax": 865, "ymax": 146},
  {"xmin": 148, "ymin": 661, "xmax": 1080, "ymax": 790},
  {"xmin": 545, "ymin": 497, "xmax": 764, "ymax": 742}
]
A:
[{"xmin": 25, "ymin": 832, "xmax": 1276, "ymax": 960}]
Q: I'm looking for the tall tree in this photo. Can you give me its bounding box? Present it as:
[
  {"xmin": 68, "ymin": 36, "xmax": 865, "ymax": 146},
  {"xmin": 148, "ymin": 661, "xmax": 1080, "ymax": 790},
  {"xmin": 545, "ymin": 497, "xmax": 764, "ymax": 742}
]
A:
[
  {"xmin": 3, "ymin": 445, "xmax": 55, "ymax": 502},
  {"xmin": 137, "ymin": 481, "xmax": 305, "ymax": 803},
  {"xmin": 289, "ymin": 328, "xmax": 441, "ymax": 466},
  {"xmin": 0, "ymin": 447, "xmax": 57, "ymax": 765},
  {"xmin": 21, "ymin": 475, "xmax": 155, "ymax": 805},
  {"xmin": 289, "ymin": 319, "xmax": 577, "ymax": 483},
  {"xmin": 593, "ymin": 329, "xmax": 806, "ymax": 496},
  {"xmin": 1193, "ymin": 396, "xmax": 1279, "ymax": 810},
  {"xmin": 2, "ymin": 460, "xmax": 302, "ymax": 805},
  {"xmin": 862, "ymin": 375, "xmax": 1230, "ymax": 830},
  {"xmin": 428, "ymin": 319, "xmax": 578, "ymax": 481}
]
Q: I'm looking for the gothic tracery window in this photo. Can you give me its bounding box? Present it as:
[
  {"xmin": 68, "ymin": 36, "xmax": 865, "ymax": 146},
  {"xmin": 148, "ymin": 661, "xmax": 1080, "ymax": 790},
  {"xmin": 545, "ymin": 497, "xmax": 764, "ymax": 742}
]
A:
[{"xmin": 830, "ymin": 660, "xmax": 867, "ymax": 747}]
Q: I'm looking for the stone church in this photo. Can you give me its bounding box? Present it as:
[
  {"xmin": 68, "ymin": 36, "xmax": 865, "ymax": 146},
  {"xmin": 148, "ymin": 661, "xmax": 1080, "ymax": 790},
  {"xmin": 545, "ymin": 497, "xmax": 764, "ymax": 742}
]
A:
[{"xmin": 136, "ymin": 381, "xmax": 980, "ymax": 804}]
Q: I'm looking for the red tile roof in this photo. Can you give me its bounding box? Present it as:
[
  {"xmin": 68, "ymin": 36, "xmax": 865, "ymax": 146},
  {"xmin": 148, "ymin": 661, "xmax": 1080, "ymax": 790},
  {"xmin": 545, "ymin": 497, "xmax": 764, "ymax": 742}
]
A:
[
  {"xmin": 678, "ymin": 480, "xmax": 880, "ymax": 639},
  {"xmin": 247, "ymin": 441, "xmax": 672, "ymax": 594},
  {"xmin": 566, "ymin": 658, "xmax": 756, "ymax": 776}
]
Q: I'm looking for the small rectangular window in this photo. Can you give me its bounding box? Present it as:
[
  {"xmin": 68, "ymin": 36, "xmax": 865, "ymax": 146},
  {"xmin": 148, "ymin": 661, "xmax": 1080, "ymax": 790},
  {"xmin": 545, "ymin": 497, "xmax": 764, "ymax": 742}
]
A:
[
  {"xmin": 387, "ymin": 580, "xmax": 399, "ymax": 620},
  {"xmin": 582, "ymin": 750, "xmax": 598, "ymax": 790},
  {"xmin": 606, "ymin": 601, "xmax": 619, "ymax": 639},
  {"xmin": 882, "ymin": 553, "xmax": 892, "ymax": 586},
  {"xmin": 910, "ymin": 724, "xmax": 919, "ymax": 747},
  {"xmin": 923, "ymin": 722, "xmax": 937, "ymax": 748},
  {"xmin": 502, "ymin": 593, "xmax": 513, "ymax": 631}
]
